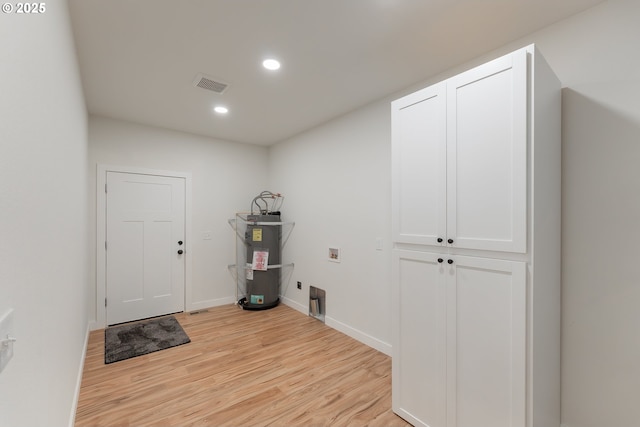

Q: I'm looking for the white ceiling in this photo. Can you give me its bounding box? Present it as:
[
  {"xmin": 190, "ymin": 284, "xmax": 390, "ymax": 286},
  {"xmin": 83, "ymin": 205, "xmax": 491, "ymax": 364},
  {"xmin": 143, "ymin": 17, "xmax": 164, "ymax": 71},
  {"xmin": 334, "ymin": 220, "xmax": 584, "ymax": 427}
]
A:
[{"xmin": 69, "ymin": 0, "xmax": 605, "ymax": 146}]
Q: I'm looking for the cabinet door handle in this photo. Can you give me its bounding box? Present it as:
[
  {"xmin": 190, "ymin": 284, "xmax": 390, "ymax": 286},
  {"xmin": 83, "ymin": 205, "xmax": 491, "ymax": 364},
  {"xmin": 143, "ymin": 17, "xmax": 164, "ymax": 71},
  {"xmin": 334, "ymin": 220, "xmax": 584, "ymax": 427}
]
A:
[
  {"xmin": 447, "ymin": 259, "xmax": 453, "ymax": 264},
  {"xmin": 447, "ymin": 238, "xmax": 454, "ymax": 244},
  {"xmin": 437, "ymin": 258, "xmax": 443, "ymax": 263},
  {"xmin": 437, "ymin": 238, "xmax": 443, "ymax": 243}
]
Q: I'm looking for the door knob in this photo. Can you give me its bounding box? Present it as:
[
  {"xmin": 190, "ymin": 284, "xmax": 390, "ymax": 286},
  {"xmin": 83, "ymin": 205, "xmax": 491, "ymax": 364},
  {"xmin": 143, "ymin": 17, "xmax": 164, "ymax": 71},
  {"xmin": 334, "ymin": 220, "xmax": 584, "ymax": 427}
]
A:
[
  {"xmin": 447, "ymin": 238, "xmax": 454, "ymax": 244},
  {"xmin": 177, "ymin": 249, "xmax": 184, "ymax": 255},
  {"xmin": 178, "ymin": 240, "xmax": 183, "ymax": 245},
  {"xmin": 447, "ymin": 259, "xmax": 453, "ymax": 264},
  {"xmin": 437, "ymin": 238, "xmax": 443, "ymax": 243},
  {"xmin": 437, "ymin": 258, "xmax": 443, "ymax": 263}
]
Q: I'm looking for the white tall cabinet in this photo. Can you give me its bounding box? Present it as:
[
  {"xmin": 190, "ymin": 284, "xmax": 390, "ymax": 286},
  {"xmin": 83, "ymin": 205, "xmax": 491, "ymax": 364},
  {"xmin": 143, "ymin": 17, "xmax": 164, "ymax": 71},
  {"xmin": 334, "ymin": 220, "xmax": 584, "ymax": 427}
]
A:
[{"xmin": 391, "ymin": 45, "xmax": 561, "ymax": 427}]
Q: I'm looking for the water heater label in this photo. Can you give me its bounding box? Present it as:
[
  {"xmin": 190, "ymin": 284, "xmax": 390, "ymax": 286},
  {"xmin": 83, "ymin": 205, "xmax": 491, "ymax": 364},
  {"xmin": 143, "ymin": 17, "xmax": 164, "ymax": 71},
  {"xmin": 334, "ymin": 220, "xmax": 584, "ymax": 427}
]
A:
[
  {"xmin": 250, "ymin": 295, "xmax": 264, "ymax": 304},
  {"xmin": 252, "ymin": 250, "xmax": 269, "ymax": 271},
  {"xmin": 252, "ymin": 228, "xmax": 262, "ymax": 242}
]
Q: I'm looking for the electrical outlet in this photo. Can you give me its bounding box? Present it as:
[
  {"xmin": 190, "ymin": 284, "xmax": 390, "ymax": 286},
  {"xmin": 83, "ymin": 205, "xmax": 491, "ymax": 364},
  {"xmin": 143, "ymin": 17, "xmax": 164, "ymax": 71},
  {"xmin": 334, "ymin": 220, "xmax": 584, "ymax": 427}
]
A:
[
  {"xmin": 297, "ymin": 281, "xmax": 302, "ymax": 290},
  {"xmin": 376, "ymin": 237, "xmax": 383, "ymax": 251}
]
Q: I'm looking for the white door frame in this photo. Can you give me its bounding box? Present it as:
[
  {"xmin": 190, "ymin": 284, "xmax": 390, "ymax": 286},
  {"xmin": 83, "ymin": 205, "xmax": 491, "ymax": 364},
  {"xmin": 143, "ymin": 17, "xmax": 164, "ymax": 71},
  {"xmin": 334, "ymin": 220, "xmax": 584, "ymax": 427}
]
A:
[{"xmin": 96, "ymin": 164, "xmax": 193, "ymax": 329}]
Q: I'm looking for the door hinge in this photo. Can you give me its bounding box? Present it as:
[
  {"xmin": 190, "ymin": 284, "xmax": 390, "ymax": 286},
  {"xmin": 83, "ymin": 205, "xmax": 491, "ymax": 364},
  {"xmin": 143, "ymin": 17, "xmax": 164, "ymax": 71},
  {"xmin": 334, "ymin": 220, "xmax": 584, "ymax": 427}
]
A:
[
  {"xmin": 105, "ymin": 183, "xmax": 107, "ymax": 193},
  {"xmin": 105, "ymin": 298, "xmax": 107, "ymax": 307},
  {"xmin": 105, "ymin": 241, "xmax": 107, "ymax": 250}
]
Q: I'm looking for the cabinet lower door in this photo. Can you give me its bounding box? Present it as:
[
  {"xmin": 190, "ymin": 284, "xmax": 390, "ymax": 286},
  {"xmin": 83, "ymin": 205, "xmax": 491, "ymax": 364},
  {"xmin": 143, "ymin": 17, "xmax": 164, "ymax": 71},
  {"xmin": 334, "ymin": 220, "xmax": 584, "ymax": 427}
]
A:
[
  {"xmin": 447, "ymin": 256, "xmax": 526, "ymax": 427},
  {"xmin": 393, "ymin": 253, "xmax": 526, "ymax": 427},
  {"xmin": 393, "ymin": 250, "xmax": 447, "ymax": 427}
]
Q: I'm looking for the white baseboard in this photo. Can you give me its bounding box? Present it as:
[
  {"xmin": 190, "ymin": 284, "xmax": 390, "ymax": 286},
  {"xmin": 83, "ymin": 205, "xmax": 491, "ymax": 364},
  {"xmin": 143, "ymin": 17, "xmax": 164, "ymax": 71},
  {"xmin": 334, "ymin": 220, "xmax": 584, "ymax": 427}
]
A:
[
  {"xmin": 280, "ymin": 296, "xmax": 307, "ymax": 314},
  {"xmin": 88, "ymin": 319, "xmax": 99, "ymax": 331},
  {"xmin": 90, "ymin": 296, "xmax": 393, "ymax": 357},
  {"xmin": 280, "ymin": 296, "xmax": 392, "ymax": 356},
  {"xmin": 187, "ymin": 296, "xmax": 236, "ymax": 312},
  {"xmin": 69, "ymin": 323, "xmax": 90, "ymax": 427},
  {"xmin": 325, "ymin": 316, "xmax": 392, "ymax": 356},
  {"xmin": 88, "ymin": 297, "xmax": 237, "ymax": 331}
]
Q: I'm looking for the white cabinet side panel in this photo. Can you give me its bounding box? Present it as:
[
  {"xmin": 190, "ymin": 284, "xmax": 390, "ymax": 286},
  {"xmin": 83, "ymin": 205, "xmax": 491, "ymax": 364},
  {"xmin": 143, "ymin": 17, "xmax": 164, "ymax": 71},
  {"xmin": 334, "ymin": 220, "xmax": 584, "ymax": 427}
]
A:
[{"xmin": 529, "ymin": 45, "xmax": 562, "ymax": 427}]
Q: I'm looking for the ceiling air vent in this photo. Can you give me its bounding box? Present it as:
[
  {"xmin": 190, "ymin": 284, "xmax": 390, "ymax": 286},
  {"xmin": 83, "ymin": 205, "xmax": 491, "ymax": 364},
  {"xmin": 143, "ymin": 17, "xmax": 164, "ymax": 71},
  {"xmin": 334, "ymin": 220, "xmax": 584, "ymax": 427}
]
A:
[{"xmin": 193, "ymin": 73, "xmax": 229, "ymax": 94}]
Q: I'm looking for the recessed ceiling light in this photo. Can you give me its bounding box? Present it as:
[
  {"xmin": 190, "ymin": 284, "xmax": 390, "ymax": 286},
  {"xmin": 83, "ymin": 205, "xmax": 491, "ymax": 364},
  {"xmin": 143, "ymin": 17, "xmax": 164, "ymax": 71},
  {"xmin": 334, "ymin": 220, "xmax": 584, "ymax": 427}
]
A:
[
  {"xmin": 214, "ymin": 106, "xmax": 228, "ymax": 114},
  {"xmin": 262, "ymin": 59, "xmax": 281, "ymax": 71}
]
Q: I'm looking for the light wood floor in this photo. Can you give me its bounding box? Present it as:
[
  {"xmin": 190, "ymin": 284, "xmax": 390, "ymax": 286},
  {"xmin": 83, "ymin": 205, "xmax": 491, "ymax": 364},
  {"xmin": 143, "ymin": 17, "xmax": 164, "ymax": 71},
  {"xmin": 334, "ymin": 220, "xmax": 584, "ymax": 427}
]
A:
[{"xmin": 75, "ymin": 303, "xmax": 410, "ymax": 427}]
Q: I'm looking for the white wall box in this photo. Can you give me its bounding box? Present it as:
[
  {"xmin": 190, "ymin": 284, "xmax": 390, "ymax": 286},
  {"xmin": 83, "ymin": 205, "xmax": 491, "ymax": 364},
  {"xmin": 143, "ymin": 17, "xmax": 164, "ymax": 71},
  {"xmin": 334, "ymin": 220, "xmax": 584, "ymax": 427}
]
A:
[{"xmin": 391, "ymin": 44, "xmax": 561, "ymax": 427}]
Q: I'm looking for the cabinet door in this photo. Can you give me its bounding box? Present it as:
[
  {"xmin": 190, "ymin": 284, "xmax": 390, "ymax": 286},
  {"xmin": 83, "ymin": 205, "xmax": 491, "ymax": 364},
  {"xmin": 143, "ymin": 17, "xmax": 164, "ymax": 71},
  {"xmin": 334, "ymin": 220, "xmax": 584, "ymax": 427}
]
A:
[
  {"xmin": 446, "ymin": 49, "xmax": 528, "ymax": 253},
  {"xmin": 446, "ymin": 256, "xmax": 526, "ymax": 427},
  {"xmin": 392, "ymin": 250, "xmax": 447, "ymax": 427},
  {"xmin": 392, "ymin": 82, "xmax": 447, "ymax": 246}
]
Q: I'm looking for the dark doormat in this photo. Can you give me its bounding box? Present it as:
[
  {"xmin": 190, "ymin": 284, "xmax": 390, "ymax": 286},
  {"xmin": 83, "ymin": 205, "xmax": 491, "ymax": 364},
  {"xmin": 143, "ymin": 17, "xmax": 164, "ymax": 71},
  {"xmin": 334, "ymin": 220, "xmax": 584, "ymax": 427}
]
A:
[{"xmin": 105, "ymin": 315, "xmax": 190, "ymax": 364}]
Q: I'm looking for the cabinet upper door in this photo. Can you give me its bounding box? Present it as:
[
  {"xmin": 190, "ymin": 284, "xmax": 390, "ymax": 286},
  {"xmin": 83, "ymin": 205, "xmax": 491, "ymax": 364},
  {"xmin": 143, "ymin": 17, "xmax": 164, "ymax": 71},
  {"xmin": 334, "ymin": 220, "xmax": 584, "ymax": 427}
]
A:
[
  {"xmin": 392, "ymin": 82, "xmax": 447, "ymax": 246},
  {"xmin": 447, "ymin": 49, "xmax": 528, "ymax": 253}
]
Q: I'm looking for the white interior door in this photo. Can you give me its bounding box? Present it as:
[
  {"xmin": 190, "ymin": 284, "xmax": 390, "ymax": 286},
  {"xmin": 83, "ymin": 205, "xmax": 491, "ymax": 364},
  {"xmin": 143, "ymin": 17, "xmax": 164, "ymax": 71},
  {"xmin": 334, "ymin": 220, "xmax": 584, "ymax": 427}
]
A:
[{"xmin": 106, "ymin": 171, "xmax": 185, "ymax": 325}]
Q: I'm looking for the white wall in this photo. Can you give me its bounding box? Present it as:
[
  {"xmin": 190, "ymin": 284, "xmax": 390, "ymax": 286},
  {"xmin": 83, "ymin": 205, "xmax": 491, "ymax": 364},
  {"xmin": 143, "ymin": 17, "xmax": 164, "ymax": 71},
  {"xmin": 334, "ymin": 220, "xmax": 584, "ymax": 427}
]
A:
[
  {"xmin": 269, "ymin": 0, "xmax": 640, "ymax": 425},
  {"xmin": 0, "ymin": 1, "xmax": 90, "ymax": 426},
  {"xmin": 521, "ymin": 2, "xmax": 640, "ymax": 426},
  {"xmin": 269, "ymin": 100, "xmax": 393, "ymax": 353},
  {"xmin": 0, "ymin": 1, "xmax": 633, "ymax": 425},
  {"xmin": 88, "ymin": 116, "xmax": 269, "ymax": 324}
]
